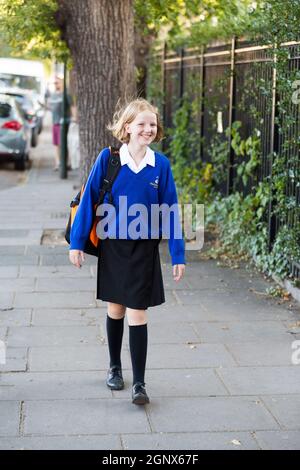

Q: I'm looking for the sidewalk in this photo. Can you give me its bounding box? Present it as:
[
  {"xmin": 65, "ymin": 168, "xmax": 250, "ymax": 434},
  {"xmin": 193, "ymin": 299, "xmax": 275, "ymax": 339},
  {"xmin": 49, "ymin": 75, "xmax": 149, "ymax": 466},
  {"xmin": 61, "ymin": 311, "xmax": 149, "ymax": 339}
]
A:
[{"xmin": 0, "ymin": 117, "xmax": 300, "ymax": 450}]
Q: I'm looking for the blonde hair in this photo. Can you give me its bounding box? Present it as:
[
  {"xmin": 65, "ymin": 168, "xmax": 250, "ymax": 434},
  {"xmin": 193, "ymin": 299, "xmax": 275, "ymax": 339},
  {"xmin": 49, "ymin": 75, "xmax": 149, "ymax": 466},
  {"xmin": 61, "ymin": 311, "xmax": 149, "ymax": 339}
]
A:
[{"xmin": 107, "ymin": 98, "xmax": 164, "ymax": 143}]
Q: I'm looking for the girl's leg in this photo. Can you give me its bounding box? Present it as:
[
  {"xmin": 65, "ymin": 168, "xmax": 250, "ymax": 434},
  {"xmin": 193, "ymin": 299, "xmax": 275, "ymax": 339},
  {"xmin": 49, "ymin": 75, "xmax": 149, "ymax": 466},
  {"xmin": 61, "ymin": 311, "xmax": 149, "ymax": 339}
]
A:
[
  {"xmin": 107, "ymin": 302, "xmax": 126, "ymax": 320},
  {"xmin": 106, "ymin": 302, "xmax": 126, "ymax": 368},
  {"xmin": 127, "ymin": 308, "xmax": 148, "ymax": 385}
]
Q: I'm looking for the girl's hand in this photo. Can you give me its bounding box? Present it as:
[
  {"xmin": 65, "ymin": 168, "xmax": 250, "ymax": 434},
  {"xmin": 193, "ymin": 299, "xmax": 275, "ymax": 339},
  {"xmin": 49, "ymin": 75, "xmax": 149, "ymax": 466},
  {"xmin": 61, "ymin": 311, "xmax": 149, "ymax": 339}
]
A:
[
  {"xmin": 69, "ymin": 249, "xmax": 85, "ymax": 268},
  {"xmin": 173, "ymin": 264, "xmax": 185, "ymax": 282}
]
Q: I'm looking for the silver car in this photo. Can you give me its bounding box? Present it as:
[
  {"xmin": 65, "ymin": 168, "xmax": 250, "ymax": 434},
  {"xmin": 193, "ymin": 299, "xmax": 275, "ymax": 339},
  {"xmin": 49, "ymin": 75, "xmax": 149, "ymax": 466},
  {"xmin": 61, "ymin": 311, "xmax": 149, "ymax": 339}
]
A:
[
  {"xmin": 0, "ymin": 93, "xmax": 30, "ymax": 170},
  {"xmin": 0, "ymin": 87, "xmax": 40, "ymax": 147}
]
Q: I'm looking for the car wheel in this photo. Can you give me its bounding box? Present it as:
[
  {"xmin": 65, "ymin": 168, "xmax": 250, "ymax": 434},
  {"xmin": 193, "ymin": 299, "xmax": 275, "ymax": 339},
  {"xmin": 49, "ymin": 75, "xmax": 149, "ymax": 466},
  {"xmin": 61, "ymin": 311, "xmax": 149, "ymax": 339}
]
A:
[
  {"xmin": 31, "ymin": 130, "xmax": 38, "ymax": 147},
  {"xmin": 15, "ymin": 156, "xmax": 26, "ymax": 171}
]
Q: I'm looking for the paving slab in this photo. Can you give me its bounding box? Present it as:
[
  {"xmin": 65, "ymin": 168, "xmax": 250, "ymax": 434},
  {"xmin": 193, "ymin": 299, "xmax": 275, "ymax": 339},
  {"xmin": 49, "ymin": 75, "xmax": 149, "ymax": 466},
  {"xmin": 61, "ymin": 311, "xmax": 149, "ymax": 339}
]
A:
[
  {"xmin": 185, "ymin": 276, "xmax": 231, "ymax": 291},
  {"xmin": 175, "ymin": 289, "xmax": 229, "ymax": 305},
  {"xmin": 0, "ymin": 266, "xmax": 19, "ymax": 278},
  {"xmin": 121, "ymin": 431, "xmax": 260, "ymax": 450},
  {"xmin": 13, "ymin": 291, "xmax": 96, "ymax": 309},
  {"xmin": 0, "ymin": 230, "xmax": 42, "ymax": 246},
  {"xmin": 19, "ymin": 265, "xmax": 93, "ymax": 278},
  {"xmin": 0, "ymin": 309, "xmax": 31, "ymax": 327},
  {"xmin": 225, "ymin": 340, "xmax": 298, "ymax": 366},
  {"xmin": 162, "ymin": 278, "xmax": 192, "ymax": 290},
  {"xmin": 260, "ymin": 395, "xmax": 300, "ymax": 430},
  {"xmin": 24, "ymin": 399, "xmax": 151, "ymax": 435},
  {"xmin": 0, "ymin": 255, "xmax": 39, "ymax": 266},
  {"xmin": 187, "ymin": 289, "xmax": 294, "ymax": 315},
  {"xmin": 0, "ymin": 370, "xmax": 112, "ymax": 400},
  {"xmin": 149, "ymin": 303, "xmax": 295, "ymax": 323},
  {"xmin": 0, "ymin": 279, "xmax": 35, "ymax": 293},
  {"xmin": 192, "ymin": 320, "xmax": 291, "ymax": 343},
  {"xmin": 28, "ymin": 345, "xmax": 131, "ymax": 372},
  {"xmin": 254, "ymin": 430, "xmax": 300, "ymax": 450},
  {"xmin": 32, "ymin": 308, "xmax": 105, "ymax": 326},
  {"xmin": 190, "ymin": 271, "xmax": 274, "ymax": 293},
  {"xmin": 0, "ymin": 229, "xmax": 29, "ymax": 237},
  {"xmin": 35, "ymin": 275, "xmax": 97, "ymax": 291},
  {"xmin": 0, "ymin": 347, "xmax": 28, "ymax": 372},
  {"xmin": 0, "ymin": 434, "xmax": 122, "ymax": 450},
  {"xmin": 196, "ymin": 300, "xmax": 299, "ymax": 321},
  {"xmin": 217, "ymin": 366, "xmax": 300, "ymax": 395},
  {"xmin": 0, "ymin": 327, "xmax": 7, "ymax": 341},
  {"xmin": 147, "ymin": 396, "xmax": 279, "ymax": 432},
  {"xmin": 40, "ymin": 254, "xmax": 95, "ymax": 266},
  {"xmin": 146, "ymin": 304, "xmax": 207, "ymax": 324},
  {"xmin": 7, "ymin": 325, "xmax": 105, "ymax": 348},
  {"xmin": 147, "ymin": 343, "xmax": 237, "ymax": 368},
  {"xmin": 147, "ymin": 321, "xmax": 200, "ymax": 344},
  {"xmin": 26, "ymin": 246, "xmax": 69, "ymax": 254},
  {"xmin": 0, "ymin": 293, "xmax": 14, "ymax": 311},
  {"xmin": 141, "ymin": 368, "xmax": 228, "ymax": 397},
  {"xmin": 0, "ymin": 247, "xmax": 25, "ymax": 255},
  {"xmin": 0, "ymin": 401, "xmax": 20, "ymax": 436}
]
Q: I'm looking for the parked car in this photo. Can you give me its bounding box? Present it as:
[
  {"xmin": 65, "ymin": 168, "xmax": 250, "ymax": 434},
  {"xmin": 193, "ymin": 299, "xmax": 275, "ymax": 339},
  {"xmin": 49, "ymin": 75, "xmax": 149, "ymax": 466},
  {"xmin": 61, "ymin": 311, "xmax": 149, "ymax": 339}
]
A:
[
  {"xmin": 0, "ymin": 93, "xmax": 31, "ymax": 170},
  {"xmin": 0, "ymin": 87, "xmax": 39, "ymax": 147},
  {"xmin": 30, "ymin": 91, "xmax": 45, "ymax": 134}
]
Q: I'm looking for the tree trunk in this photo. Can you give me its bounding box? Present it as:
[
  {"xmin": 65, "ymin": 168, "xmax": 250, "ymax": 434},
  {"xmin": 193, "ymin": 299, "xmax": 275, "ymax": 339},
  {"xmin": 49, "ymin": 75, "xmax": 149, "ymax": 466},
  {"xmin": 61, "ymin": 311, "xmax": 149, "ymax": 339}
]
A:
[
  {"xmin": 133, "ymin": 14, "xmax": 156, "ymax": 99},
  {"xmin": 56, "ymin": 0, "xmax": 136, "ymax": 181}
]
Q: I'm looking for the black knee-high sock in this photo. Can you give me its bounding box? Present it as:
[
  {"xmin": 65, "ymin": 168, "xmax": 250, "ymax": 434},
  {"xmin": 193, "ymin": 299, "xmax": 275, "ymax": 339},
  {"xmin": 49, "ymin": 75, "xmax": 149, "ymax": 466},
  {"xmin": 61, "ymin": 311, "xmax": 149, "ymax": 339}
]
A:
[
  {"xmin": 129, "ymin": 324, "xmax": 148, "ymax": 385},
  {"xmin": 106, "ymin": 314, "xmax": 124, "ymax": 368}
]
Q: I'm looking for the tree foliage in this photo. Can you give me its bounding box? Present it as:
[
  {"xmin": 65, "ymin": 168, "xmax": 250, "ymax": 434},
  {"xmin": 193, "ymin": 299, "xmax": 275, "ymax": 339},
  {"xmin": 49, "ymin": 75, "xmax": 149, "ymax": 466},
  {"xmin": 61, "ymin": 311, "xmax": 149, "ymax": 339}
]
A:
[
  {"xmin": 1, "ymin": 0, "xmax": 300, "ymax": 63},
  {"xmin": 134, "ymin": 0, "xmax": 262, "ymax": 48},
  {"xmin": 135, "ymin": 0, "xmax": 300, "ymax": 49},
  {"xmin": 0, "ymin": 0, "xmax": 68, "ymax": 61},
  {"xmin": 0, "ymin": 0, "xmax": 264, "ymax": 61}
]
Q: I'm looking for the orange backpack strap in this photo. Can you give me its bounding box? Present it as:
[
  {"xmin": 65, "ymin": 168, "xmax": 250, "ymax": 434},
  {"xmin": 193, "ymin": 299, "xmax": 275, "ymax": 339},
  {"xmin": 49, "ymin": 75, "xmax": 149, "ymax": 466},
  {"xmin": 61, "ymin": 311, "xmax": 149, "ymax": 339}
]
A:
[{"xmin": 90, "ymin": 147, "xmax": 121, "ymax": 248}]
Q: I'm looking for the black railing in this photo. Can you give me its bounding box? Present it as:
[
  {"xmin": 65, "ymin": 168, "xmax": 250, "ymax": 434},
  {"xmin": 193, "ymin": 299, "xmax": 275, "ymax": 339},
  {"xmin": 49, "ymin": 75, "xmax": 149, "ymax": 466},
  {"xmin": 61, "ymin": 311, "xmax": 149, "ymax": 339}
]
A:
[{"xmin": 148, "ymin": 39, "xmax": 300, "ymax": 276}]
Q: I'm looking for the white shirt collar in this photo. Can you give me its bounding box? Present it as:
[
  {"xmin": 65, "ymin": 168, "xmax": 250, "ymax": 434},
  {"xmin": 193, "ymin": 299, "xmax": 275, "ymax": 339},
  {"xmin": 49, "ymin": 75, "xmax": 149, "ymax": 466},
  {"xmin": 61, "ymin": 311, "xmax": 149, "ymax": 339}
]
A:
[{"xmin": 119, "ymin": 143, "xmax": 155, "ymax": 173}]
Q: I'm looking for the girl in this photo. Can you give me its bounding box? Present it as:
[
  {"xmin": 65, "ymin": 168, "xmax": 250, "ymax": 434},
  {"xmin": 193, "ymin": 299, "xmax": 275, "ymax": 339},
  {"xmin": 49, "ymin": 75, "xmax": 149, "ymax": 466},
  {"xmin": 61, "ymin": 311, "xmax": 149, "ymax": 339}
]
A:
[{"xmin": 69, "ymin": 98, "xmax": 186, "ymax": 405}]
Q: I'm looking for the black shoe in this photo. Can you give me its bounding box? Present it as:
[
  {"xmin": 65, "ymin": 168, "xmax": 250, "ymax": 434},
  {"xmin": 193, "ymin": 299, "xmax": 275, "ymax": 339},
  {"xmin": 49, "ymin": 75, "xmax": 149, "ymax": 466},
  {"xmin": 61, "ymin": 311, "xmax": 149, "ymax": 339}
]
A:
[
  {"xmin": 132, "ymin": 381, "xmax": 150, "ymax": 405},
  {"xmin": 106, "ymin": 365, "xmax": 124, "ymax": 390}
]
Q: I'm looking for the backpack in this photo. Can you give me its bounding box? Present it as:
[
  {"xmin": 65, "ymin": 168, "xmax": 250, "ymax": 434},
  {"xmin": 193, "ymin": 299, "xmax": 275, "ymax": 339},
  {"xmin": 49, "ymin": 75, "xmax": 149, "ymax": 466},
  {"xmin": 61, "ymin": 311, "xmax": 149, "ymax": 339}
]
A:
[{"xmin": 65, "ymin": 146, "xmax": 121, "ymax": 256}]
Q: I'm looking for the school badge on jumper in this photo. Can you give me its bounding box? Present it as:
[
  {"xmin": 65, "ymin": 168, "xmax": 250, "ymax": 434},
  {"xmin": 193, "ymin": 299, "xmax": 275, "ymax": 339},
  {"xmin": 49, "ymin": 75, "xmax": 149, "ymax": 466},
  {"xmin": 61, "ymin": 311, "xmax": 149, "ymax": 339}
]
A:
[{"xmin": 150, "ymin": 176, "xmax": 159, "ymax": 189}]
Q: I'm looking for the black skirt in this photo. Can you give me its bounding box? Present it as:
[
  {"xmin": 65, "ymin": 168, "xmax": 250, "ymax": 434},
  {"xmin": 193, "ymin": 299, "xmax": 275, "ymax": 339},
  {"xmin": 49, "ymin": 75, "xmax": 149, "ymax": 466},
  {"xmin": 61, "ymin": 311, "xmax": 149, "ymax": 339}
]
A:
[{"xmin": 96, "ymin": 238, "xmax": 165, "ymax": 310}]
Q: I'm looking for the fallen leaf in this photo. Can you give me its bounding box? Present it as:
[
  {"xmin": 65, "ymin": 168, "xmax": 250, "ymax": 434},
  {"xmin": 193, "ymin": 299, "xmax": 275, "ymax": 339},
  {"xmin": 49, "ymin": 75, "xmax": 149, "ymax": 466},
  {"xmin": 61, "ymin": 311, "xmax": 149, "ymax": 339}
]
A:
[
  {"xmin": 287, "ymin": 321, "xmax": 300, "ymax": 329},
  {"xmin": 231, "ymin": 439, "xmax": 241, "ymax": 446}
]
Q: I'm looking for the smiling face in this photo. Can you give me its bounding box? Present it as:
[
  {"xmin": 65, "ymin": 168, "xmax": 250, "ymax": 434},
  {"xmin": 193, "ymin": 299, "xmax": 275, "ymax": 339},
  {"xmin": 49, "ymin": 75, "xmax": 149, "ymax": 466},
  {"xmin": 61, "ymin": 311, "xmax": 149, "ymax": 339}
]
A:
[{"xmin": 125, "ymin": 110, "xmax": 158, "ymax": 146}]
